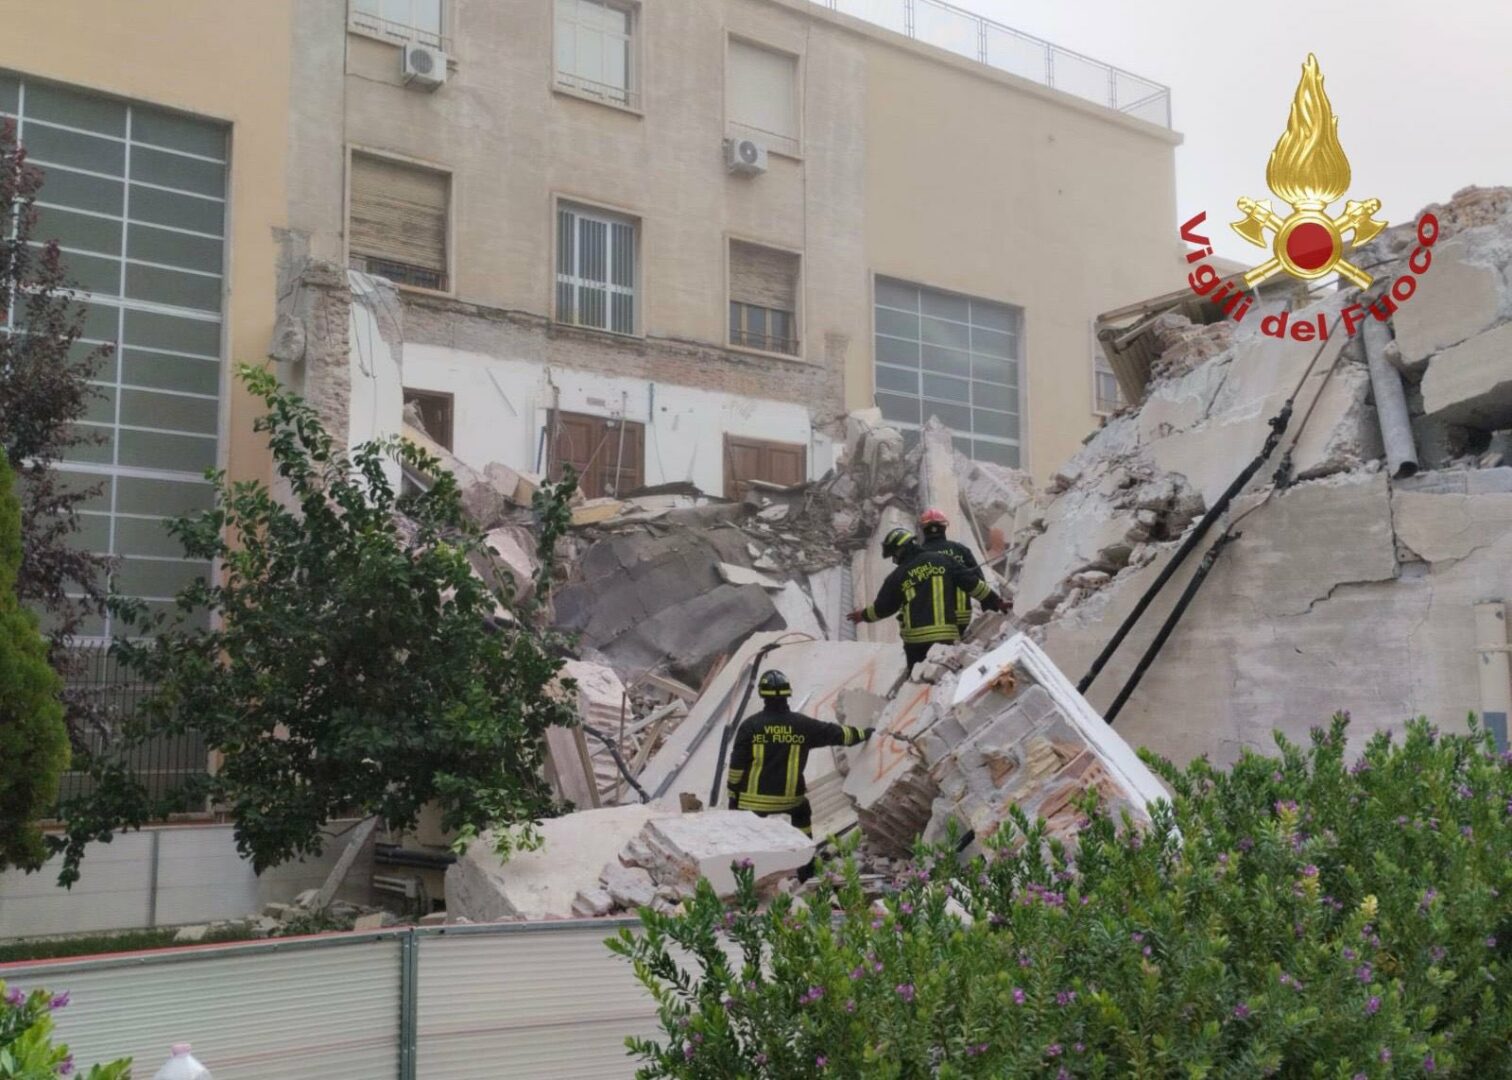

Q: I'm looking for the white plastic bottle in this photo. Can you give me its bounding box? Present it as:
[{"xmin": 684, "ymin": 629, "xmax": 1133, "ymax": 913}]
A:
[{"xmin": 152, "ymin": 1043, "xmax": 213, "ymax": 1080}]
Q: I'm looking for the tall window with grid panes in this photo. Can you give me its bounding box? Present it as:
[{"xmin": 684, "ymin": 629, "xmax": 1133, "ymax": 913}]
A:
[
  {"xmin": 872, "ymin": 277, "xmax": 1022, "ymax": 467},
  {"xmin": 1, "ymin": 73, "xmax": 227, "ymax": 640}
]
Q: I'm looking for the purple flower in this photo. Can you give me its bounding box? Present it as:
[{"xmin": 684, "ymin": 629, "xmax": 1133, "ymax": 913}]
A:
[
  {"xmin": 1131, "ymin": 932, "xmax": 1144, "ymax": 943},
  {"xmin": 1354, "ymin": 1074, "xmax": 1367, "ymax": 1080},
  {"xmin": 816, "ymin": 1055, "xmax": 828, "ymax": 1068},
  {"xmin": 1356, "ymin": 964, "xmax": 1373, "ymax": 984},
  {"xmin": 845, "ymin": 999, "xmax": 856, "ymax": 1013},
  {"xmin": 1046, "ymin": 1043, "xmax": 1063, "ymax": 1058},
  {"xmin": 895, "ymin": 983, "xmax": 915, "ymax": 1003},
  {"xmin": 850, "ymin": 966, "xmax": 865, "ymax": 981},
  {"xmin": 1365, "ymin": 995, "xmax": 1381, "ymax": 1015},
  {"xmin": 1142, "ymin": 945, "xmax": 1152, "ymax": 957},
  {"xmin": 735, "ymin": 857, "xmax": 754, "ymax": 871},
  {"xmin": 683, "ymin": 1044, "xmax": 695, "ymax": 1062},
  {"xmin": 1233, "ymin": 1002, "xmax": 1250, "ymax": 1020},
  {"xmin": 1487, "ymin": 936, "xmax": 1499, "ymax": 948},
  {"xmin": 1056, "ymin": 989, "xmax": 1076, "ymax": 1006},
  {"xmin": 899, "ymin": 902, "xmax": 914, "ymax": 916},
  {"xmin": 1074, "ymin": 1042, "xmax": 1085, "ymax": 1053},
  {"xmin": 1217, "ymin": 852, "xmax": 1230, "ymax": 865},
  {"xmin": 1458, "ymin": 784, "xmax": 1474, "ymax": 799},
  {"xmin": 966, "ymin": 1042, "xmax": 989, "ymax": 1058},
  {"xmin": 1272, "ymin": 771, "xmax": 1284, "ymax": 783},
  {"xmin": 1012, "ymin": 987, "xmax": 1026, "ymax": 1005},
  {"xmin": 871, "ymin": 917, "xmax": 884, "ymax": 930},
  {"xmin": 1343, "ymin": 947, "xmax": 1356, "ymax": 961},
  {"xmin": 1430, "ymin": 945, "xmax": 1447, "ymax": 963},
  {"xmin": 1275, "ymin": 799, "xmax": 1298, "ymax": 814},
  {"xmin": 1018, "ymin": 950, "xmax": 1032, "ymax": 969},
  {"xmin": 4, "ymin": 987, "xmax": 24, "ymax": 1007},
  {"xmin": 1379, "ymin": 1047, "xmax": 1392, "ymax": 1062},
  {"xmin": 873, "ymin": 960, "xmax": 884, "ymax": 974},
  {"xmin": 58, "ymin": 1056, "xmax": 74, "ymax": 1078},
  {"xmin": 1239, "ymin": 837, "xmax": 1254, "ymax": 852},
  {"xmin": 1350, "ymin": 758, "xmax": 1371, "ymax": 774},
  {"xmin": 755, "ymin": 1053, "xmax": 768, "ymax": 1066},
  {"xmin": 799, "ymin": 986, "xmax": 825, "ymax": 1006},
  {"xmin": 1397, "ymin": 815, "xmax": 1410, "ymax": 827},
  {"xmin": 1301, "ymin": 864, "xmax": 1319, "ymax": 878},
  {"xmin": 49, "ymin": 991, "xmax": 69, "ymax": 1010},
  {"xmin": 1424, "ymin": 1053, "xmax": 1437, "ymax": 1072}
]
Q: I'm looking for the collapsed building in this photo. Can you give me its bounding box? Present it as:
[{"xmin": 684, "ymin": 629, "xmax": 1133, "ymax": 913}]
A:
[{"xmin": 273, "ymin": 186, "xmax": 1512, "ymax": 924}]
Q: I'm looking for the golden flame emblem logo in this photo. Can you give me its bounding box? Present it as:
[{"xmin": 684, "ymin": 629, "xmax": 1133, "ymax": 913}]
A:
[{"xmin": 1232, "ymin": 54, "xmax": 1386, "ymax": 288}]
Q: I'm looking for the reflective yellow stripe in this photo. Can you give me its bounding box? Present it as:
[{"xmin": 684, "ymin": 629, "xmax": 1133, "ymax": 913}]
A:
[
  {"xmin": 865, "ymin": 604, "xmax": 878, "ymax": 621},
  {"xmin": 843, "ymin": 725, "xmax": 861, "ymax": 746},
  {"xmin": 726, "ymin": 769, "xmax": 745, "ymax": 788},
  {"xmin": 932, "ymin": 575, "xmax": 945, "ymax": 629},
  {"xmin": 901, "ymin": 582, "xmax": 913, "ymax": 633},
  {"xmin": 971, "ymin": 580, "xmax": 991, "ymax": 600},
  {"xmin": 747, "ymin": 743, "xmax": 765, "ymax": 799},
  {"xmin": 957, "ymin": 587, "xmax": 969, "ymax": 619},
  {"xmin": 736, "ymin": 793, "xmax": 804, "ymax": 811},
  {"xmin": 902, "ymin": 626, "xmax": 960, "ymax": 644},
  {"xmin": 785, "ymin": 745, "xmax": 801, "ymax": 798}
]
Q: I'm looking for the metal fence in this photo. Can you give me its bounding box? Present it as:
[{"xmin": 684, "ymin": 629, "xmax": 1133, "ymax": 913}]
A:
[
  {"xmin": 0, "ymin": 920, "xmax": 663, "ymax": 1079},
  {"xmin": 813, "ymin": 0, "xmax": 1173, "ymax": 128},
  {"xmin": 54, "ymin": 644, "xmax": 208, "ymax": 813}
]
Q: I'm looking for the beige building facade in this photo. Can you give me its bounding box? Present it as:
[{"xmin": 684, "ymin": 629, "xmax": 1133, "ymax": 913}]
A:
[
  {"xmin": 282, "ymin": 0, "xmax": 1181, "ymax": 496},
  {"xmin": 0, "ymin": 0, "xmax": 292, "ymax": 635}
]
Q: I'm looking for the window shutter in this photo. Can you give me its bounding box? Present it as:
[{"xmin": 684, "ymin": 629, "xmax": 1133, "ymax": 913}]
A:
[
  {"xmin": 730, "ymin": 241, "xmax": 798, "ymax": 312},
  {"xmin": 350, "ymin": 154, "xmax": 448, "ymax": 274},
  {"xmin": 727, "ymin": 40, "xmax": 797, "ymax": 141}
]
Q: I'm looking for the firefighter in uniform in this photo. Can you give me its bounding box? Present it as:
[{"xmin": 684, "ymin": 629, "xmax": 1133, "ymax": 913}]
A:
[
  {"xmin": 917, "ymin": 507, "xmax": 980, "ymax": 633},
  {"xmin": 846, "ymin": 526, "xmax": 1003, "ymax": 670},
  {"xmin": 725, "ymin": 670, "xmax": 872, "ymax": 838}
]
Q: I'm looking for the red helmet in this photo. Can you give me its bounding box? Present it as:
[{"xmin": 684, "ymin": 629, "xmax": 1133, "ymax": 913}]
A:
[{"xmin": 919, "ymin": 507, "xmax": 950, "ymax": 531}]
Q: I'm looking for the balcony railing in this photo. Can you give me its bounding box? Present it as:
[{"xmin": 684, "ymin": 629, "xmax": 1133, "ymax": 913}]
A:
[{"xmin": 811, "ymin": 0, "xmax": 1172, "ymax": 128}]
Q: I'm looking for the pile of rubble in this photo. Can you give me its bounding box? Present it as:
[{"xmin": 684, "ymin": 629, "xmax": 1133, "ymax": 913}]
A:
[{"xmin": 417, "ymin": 184, "xmax": 1512, "ymax": 927}]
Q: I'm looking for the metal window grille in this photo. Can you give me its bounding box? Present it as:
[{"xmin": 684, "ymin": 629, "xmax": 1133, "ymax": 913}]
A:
[
  {"xmin": 349, "ymin": 0, "xmax": 446, "ymax": 50},
  {"xmin": 556, "ymin": 204, "xmax": 635, "ymax": 334},
  {"xmin": 554, "ymin": 0, "xmax": 638, "ymax": 109},
  {"xmin": 729, "ymin": 301, "xmax": 797, "ymax": 355},
  {"xmin": 52, "ymin": 643, "xmax": 208, "ymax": 816}
]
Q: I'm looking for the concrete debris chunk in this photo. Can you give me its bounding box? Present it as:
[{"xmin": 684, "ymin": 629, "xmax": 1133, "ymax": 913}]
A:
[
  {"xmin": 599, "ymin": 861, "xmax": 658, "ymax": 909},
  {"xmin": 446, "ymin": 805, "xmax": 661, "ymax": 922},
  {"xmin": 1421, "ymin": 321, "xmax": 1512, "ymax": 430},
  {"xmin": 620, "ymin": 811, "xmax": 814, "ymax": 898}
]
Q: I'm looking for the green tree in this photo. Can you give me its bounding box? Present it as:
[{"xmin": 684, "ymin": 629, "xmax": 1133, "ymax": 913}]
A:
[
  {"xmin": 0, "ymin": 454, "xmax": 69, "ymax": 872},
  {"xmin": 51, "ymin": 366, "xmax": 579, "ymax": 885}
]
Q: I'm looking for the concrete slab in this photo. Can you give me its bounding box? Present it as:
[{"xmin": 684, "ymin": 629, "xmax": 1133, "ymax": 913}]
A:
[
  {"xmin": 1421, "ymin": 321, "xmax": 1512, "ymax": 429},
  {"xmin": 771, "ymin": 580, "xmax": 825, "ymax": 640},
  {"xmin": 446, "ymin": 805, "xmax": 663, "ymax": 922},
  {"xmin": 621, "ymin": 811, "xmax": 814, "ymax": 897},
  {"xmin": 1392, "ymin": 240, "xmax": 1504, "ymax": 371}
]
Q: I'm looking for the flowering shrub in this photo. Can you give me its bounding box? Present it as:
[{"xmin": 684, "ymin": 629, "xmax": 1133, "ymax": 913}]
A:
[
  {"xmin": 0, "ymin": 981, "xmax": 128, "ymax": 1078},
  {"xmin": 612, "ymin": 717, "xmax": 1512, "ymax": 1077}
]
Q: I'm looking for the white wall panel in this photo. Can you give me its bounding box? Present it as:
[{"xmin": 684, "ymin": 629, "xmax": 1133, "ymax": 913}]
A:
[
  {"xmin": 6, "ymin": 938, "xmax": 401, "ymax": 1079},
  {"xmin": 416, "ymin": 926, "xmax": 657, "ymax": 1079}
]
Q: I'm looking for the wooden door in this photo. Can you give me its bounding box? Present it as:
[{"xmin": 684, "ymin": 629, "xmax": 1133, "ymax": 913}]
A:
[
  {"xmin": 724, "ymin": 435, "xmax": 807, "ymax": 500},
  {"xmin": 548, "ymin": 411, "xmax": 644, "ymax": 499}
]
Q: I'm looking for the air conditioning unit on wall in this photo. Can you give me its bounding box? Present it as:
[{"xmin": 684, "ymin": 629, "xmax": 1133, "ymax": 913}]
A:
[
  {"xmin": 403, "ymin": 43, "xmax": 448, "ymax": 90},
  {"xmin": 725, "ymin": 136, "xmax": 768, "ymax": 176}
]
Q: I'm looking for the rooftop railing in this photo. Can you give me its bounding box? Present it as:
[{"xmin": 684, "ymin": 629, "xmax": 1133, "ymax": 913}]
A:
[{"xmin": 812, "ymin": 0, "xmax": 1172, "ymax": 129}]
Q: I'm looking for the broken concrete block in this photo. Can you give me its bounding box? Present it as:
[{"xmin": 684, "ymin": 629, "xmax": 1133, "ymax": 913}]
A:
[
  {"xmin": 174, "ymin": 924, "xmax": 211, "ymax": 943},
  {"xmin": 483, "ymin": 462, "xmax": 527, "ymax": 505},
  {"xmin": 600, "ymin": 861, "xmax": 658, "ymax": 909},
  {"xmin": 478, "ymin": 525, "xmax": 538, "ymax": 602},
  {"xmin": 352, "ymin": 912, "xmax": 388, "ymax": 931},
  {"xmin": 771, "ymin": 580, "xmax": 826, "ymax": 640},
  {"xmin": 1391, "ymin": 239, "xmax": 1504, "ymax": 372},
  {"xmin": 571, "ymin": 887, "xmax": 615, "ymax": 918},
  {"xmin": 1421, "ymin": 321, "xmax": 1512, "ymax": 429},
  {"xmin": 620, "ymin": 811, "xmax": 814, "ymax": 898},
  {"xmin": 446, "ymin": 805, "xmax": 663, "ymax": 922},
  {"xmin": 718, "ymin": 563, "xmax": 784, "ymax": 589}
]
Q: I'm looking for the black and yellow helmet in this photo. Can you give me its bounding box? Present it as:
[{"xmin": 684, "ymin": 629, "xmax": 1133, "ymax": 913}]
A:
[
  {"xmin": 758, "ymin": 669, "xmax": 792, "ymax": 698},
  {"xmin": 881, "ymin": 527, "xmax": 916, "ymax": 559}
]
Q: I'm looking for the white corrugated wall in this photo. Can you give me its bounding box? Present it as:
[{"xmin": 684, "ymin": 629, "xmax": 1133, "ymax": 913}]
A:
[
  {"xmin": 415, "ymin": 925, "xmax": 660, "ymax": 1079},
  {"xmin": 6, "ymin": 937, "xmax": 401, "ymax": 1078}
]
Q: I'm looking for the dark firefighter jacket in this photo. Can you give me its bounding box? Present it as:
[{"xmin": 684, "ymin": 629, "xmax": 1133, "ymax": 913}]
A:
[
  {"xmin": 921, "ymin": 535, "xmax": 980, "ymax": 628},
  {"xmin": 859, "ymin": 547, "xmax": 998, "ymax": 645},
  {"xmin": 726, "ymin": 702, "xmax": 867, "ymax": 814}
]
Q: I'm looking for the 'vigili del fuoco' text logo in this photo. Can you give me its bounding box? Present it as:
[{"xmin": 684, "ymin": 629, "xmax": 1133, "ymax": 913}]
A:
[{"xmin": 1179, "ymin": 53, "xmax": 1439, "ymax": 341}]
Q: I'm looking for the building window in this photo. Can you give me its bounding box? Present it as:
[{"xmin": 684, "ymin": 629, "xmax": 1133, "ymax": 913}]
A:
[
  {"xmin": 348, "ymin": 153, "xmax": 449, "ymax": 291},
  {"xmin": 728, "ymin": 241, "xmax": 799, "ymax": 355},
  {"xmin": 548, "ymin": 410, "xmax": 644, "ymax": 499},
  {"xmin": 727, "ymin": 38, "xmax": 799, "ymax": 157},
  {"xmin": 2, "ymin": 74, "xmax": 228, "ymax": 640},
  {"xmin": 724, "ymin": 435, "xmax": 806, "ymax": 500},
  {"xmin": 403, "ymin": 388, "xmax": 454, "ymax": 451},
  {"xmin": 873, "ymin": 276, "xmax": 1022, "ymax": 467},
  {"xmin": 1093, "ymin": 339, "xmax": 1124, "ymax": 416},
  {"xmin": 555, "ymin": 0, "xmax": 637, "ymax": 108},
  {"xmin": 350, "ymin": 0, "xmax": 445, "ymax": 48},
  {"xmin": 556, "ymin": 203, "xmax": 636, "ymax": 334}
]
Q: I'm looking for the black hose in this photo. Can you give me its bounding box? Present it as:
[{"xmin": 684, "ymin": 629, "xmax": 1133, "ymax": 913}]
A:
[
  {"xmin": 581, "ymin": 725, "xmax": 652, "ymax": 803},
  {"xmin": 1104, "ymin": 530, "xmax": 1238, "ymax": 724},
  {"xmin": 708, "ymin": 642, "xmax": 783, "ymax": 807},
  {"xmin": 1076, "ymin": 402, "xmax": 1292, "ymax": 695}
]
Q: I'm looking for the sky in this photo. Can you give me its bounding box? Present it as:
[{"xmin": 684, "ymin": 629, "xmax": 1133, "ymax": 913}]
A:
[{"xmin": 964, "ymin": 0, "xmax": 1512, "ymax": 262}]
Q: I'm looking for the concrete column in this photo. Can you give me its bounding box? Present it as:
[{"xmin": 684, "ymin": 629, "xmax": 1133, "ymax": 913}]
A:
[
  {"xmin": 1474, "ymin": 600, "xmax": 1511, "ymax": 751},
  {"xmin": 1362, "ymin": 315, "xmax": 1418, "ymax": 479}
]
